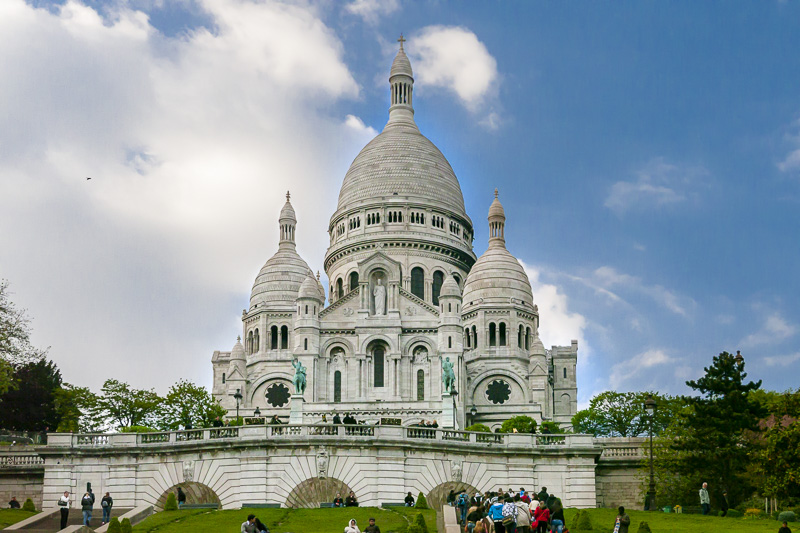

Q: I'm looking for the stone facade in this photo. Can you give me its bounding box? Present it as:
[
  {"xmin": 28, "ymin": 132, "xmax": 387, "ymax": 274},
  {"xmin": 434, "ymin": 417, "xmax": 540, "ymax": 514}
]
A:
[{"xmin": 211, "ymin": 40, "xmax": 578, "ymax": 431}]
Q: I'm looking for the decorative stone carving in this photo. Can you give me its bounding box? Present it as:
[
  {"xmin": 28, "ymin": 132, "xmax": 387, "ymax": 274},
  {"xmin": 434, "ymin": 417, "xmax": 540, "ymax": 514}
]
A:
[
  {"xmin": 183, "ymin": 460, "xmax": 195, "ymax": 482},
  {"xmin": 316, "ymin": 448, "xmax": 328, "ymax": 479},
  {"xmin": 451, "ymin": 459, "xmax": 462, "ymax": 482},
  {"xmin": 342, "ymin": 308, "xmax": 354, "ymax": 316},
  {"xmin": 373, "ymin": 279, "xmax": 386, "ymax": 315},
  {"xmin": 405, "ymin": 306, "xmax": 417, "ymax": 316},
  {"xmin": 412, "ymin": 346, "xmax": 428, "ymax": 364}
]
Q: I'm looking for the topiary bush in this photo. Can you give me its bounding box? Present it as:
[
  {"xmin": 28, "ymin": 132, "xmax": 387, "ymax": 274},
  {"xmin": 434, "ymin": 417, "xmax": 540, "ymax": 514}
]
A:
[
  {"xmin": 575, "ymin": 509, "xmax": 593, "ymax": 530},
  {"xmin": 499, "ymin": 416, "xmax": 537, "ymax": 434},
  {"xmin": 22, "ymin": 498, "xmax": 35, "ymax": 512},
  {"xmin": 120, "ymin": 426, "xmax": 158, "ymax": 433},
  {"xmin": 779, "ymin": 511, "xmax": 797, "ymax": 523},
  {"xmin": 415, "ymin": 492, "xmax": 428, "ymax": 509},
  {"xmin": 744, "ymin": 508, "xmax": 765, "ymax": 519},
  {"xmin": 107, "ymin": 517, "xmax": 121, "ymax": 533},
  {"xmin": 405, "ymin": 525, "xmax": 424, "ymax": 533},
  {"xmin": 120, "ymin": 517, "xmax": 132, "ymax": 533},
  {"xmin": 726, "ymin": 509, "xmax": 743, "ymax": 518},
  {"xmin": 164, "ymin": 492, "xmax": 178, "ymax": 511},
  {"xmin": 413, "ymin": 512, "xmax": 429, "ymax": 533},
  {"xmin": 636, "ymin": 522, "xmax": 652, "ymax": 533},
  {"xmin": 465, "ymin": 423, "xmax": 491, "ymax": 433}
]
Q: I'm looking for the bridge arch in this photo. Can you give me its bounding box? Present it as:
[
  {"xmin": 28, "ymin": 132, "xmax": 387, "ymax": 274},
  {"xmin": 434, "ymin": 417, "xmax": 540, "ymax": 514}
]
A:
[
  {"xmin": 426, "ymin": 481, "xmax": 479, "ymax": 512},
  {"xmin": 285, "ymin": 477, "xmax": 354, "ymax": 509},
  {"xmin": 156, "ymin": 481, "xmax": 220, "ymax": 511}
]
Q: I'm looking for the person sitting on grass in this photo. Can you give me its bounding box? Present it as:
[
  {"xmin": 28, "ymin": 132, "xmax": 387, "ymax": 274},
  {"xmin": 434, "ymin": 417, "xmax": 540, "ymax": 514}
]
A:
[
  {"xmin": 241, "ymin": 514, "xmax": 257, "ymax": 533},
  {"xmin": 8, "ymin": 497, "xmax": 20, "ymax": 509},
  {"xmin": 404, "ymin": 492, "xmax": 415, "ymax": 506},
  {"xmin": 254, "ymin": 516, "xmax": 270, "ymax": 533},
  {"xmin": 345, "ymin": 491, "xmax": 358, "ymax": 507},
  {"xmin": 779, "ymin": 521, "xmax": 792, "ymax": 533},
  {"xmin": 364, "ymin": 517, "xmax": 380, "ymax": 533},
  {"xmin": 344, "ymin": 518, "xmax": 360, "ymax": 533}
]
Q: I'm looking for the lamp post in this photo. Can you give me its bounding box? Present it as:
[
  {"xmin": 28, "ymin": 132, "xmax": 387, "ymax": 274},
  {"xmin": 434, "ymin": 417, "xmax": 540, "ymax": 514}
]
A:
[
  {"xmin": 645, "ymin": 394, "xmax": 657, "ymax": 511},
  {"xmin": 254, "ymin": 406, "xmax": 261, "ymax": 418},
  {"xmin": 233, "ymin": 388, "xmax": 243, "ymax": 423},
  {"xmin": 470, "ymin": 406, "xmax": 477, "ymax": 427}
]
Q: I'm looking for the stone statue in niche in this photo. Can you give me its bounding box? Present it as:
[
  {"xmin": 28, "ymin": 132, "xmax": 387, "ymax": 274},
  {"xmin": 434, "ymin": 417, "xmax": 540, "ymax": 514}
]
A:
[
  {"xmin": 373, "ymin": 278, "xmax": 386, "ymax": 315},
  {"xmin": 451, "ymin": 459, "xmax": 462, "ymax": 482},
  {"xmin": 183, "ymin": 460, "xmax": 195, "ymax": 482},
  {"xmin": 317, "ymin": 449, "xmax": 328, "ymax": 479},
  {"xmin": 442, "ymin": 357, "xmax": 455, "ymax": 393}
]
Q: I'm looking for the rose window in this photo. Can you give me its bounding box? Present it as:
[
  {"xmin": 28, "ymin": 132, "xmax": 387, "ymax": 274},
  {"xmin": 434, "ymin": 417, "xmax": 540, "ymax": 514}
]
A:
[
  {"xmin": 485, "ymin": 379, "xmax": 511, "ymax": 404},
  {"xmin": 266, "ymin": 382, "xmax": 291, "ymax": 408}
]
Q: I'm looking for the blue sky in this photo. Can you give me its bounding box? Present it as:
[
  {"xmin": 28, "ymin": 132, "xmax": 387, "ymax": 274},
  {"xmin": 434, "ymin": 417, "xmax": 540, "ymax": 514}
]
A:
[{"xmin": 1, "ymin": 0, "xmax": 799, "ymax": 403}]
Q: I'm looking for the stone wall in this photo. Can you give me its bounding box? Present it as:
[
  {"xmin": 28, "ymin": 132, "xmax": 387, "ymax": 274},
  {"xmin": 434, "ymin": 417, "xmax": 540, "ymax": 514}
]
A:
[
  {"xmin": 594, "ymin": 437, "xmax": 646, "ymax": 510},
  {"xmin": 0, "ymin": 471, "xmax": 44, "ymax": 510}
]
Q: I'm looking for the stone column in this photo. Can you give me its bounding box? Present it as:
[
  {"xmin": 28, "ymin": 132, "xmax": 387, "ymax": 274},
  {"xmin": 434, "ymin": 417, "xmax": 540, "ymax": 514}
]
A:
[
  {"xmin": 290, "ymin": 394, "xmax": 304, "ymax": 424},
  {"xmin": 441, "ymin": 391, "xmax": 455, "ymax": 429}
]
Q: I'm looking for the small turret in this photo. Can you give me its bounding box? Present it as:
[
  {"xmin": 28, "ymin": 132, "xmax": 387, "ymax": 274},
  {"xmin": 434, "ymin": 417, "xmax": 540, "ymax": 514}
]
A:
[
  {"xmin": 226, "ymin": 336, "xmax": 247, "ymax": 404},
  {"xmin": 295, "ymin": 273, "xmax": 321, "ymax": 357}
]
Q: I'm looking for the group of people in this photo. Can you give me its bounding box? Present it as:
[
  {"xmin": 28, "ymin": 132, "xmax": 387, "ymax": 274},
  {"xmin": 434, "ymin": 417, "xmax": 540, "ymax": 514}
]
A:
[
  {"xmin": 343, "ymin": 517, "xmax": 381, "ymax": 533},
  {"xmin": 332, "ymin": 491, "xmax": 359, "ymax": 507},
  {"xmin": 240, "ymin": 513, "xmax": 270, "ymax": 533},
  {"xmin": 409, "ymin": 420, "xmax": 439, "ymax": 428},
  {"xmin": 56, "ymin": 489, "xmax": 114, "ymax": 529},
  {"xmin": 450, "ymin": 487, "xmax": 566, "ymax": 533}
]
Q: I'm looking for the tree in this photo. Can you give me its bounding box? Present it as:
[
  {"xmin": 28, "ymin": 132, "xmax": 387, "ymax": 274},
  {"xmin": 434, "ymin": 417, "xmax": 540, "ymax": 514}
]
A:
[
  {"xmin": 158, "ymin": 380, "xmax": 226, "ymax": 430},
  {"xmin": 54, "ymin": 384, "xmax": 103, "ymax": 433},
  {"xmin": 672, "ymin": 351, "xmax": 765, "ymax": 506},
  {"xmin": 749, "ymin": 389, "xmax": 800, "ymax": 500},
  {"xmin": 540, "ymin": 421, "xmax": 565, "ymax": 434},
  {"xmin": 96, "ymin": 379, "xmax": 162, "ymax": 430},
  {"xmin": 571, "ymin": 391, "xmax": 684, "ymax": 437},
  {"xmin": 0, "ymin": 280, "xmax": 48, "ymax": 395},
  {"xmin": 500, "ymin": 415, "xmax": 537, "ymax": 433},
  {"xmin": 0, "ymin": 358, "xmax": 62, "ymax": 431}
]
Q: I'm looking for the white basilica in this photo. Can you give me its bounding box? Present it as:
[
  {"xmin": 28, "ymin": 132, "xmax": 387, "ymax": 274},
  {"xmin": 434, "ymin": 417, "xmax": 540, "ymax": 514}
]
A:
[{"xmin": 211, "ymin": 41, "xmax": 578, "ymax": 430}]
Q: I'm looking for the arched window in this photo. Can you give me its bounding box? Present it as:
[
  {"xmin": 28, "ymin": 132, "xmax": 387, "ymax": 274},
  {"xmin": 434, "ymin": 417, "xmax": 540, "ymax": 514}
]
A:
[
  {"xmin": 448, "ymin": 336, "xmax": 452, "ymax": 348},
  {"xmin": 304, "ymin": 338, "xmax": 308, "ymax": 350},
  {"xmin": 448, "ymin": 303, "xmax": 452, "ymax": 312},
  {"xmin": 411, "ymin": 267, "xmax": 424, "ymax": 300},
  {"xmin": 247, "ymin": 331, "xmax": 253, "ymax": 354},
  {"xmin": 305, "ymin": 305, "xmax": 308, "ymax": 314},
  {"xmin": 525, "ymin": 327, "xmax": 531, "ymax": 350},
  {"xmin": 465, "ymin": 328, "xmax": 470, "ymax": 348},
  {"xmin": 280, "ymin": 325, "xmax": 288, "ymax": 350},
  {"xmin": 518, "ymin": 325, "xmax": 524, "ymax": 349},
  {"xmin": 417, "ymin": 369, "xmax": 424, "ymax": 401},
  {"xmin": 336, "ymin": 278, "xmax": 343, "ymax": 300},
  {"xmin": 432, "ymin": 270, "xmax": 444, "ymax": 306},
  {"xmin": 270, "ymin": 325, "xmax": 278, "ymax": 350},
  {"xmin": 453, "ymin": 273, "xmax": 461, "ymax": 287},
  {"xmin": 349, "ymin": 271, "xmax": 359, "ymax": 292},
  {"xmin": 222, "ymin": 372, "xmax": 226, "ymax": 384},
  {"xmin": 499, "ymin": 323, "xmax": 507, "ymax": 346},
  {"xmin": 472, "ymin": 326, "xmax": 477, "ymax": 348},
  {"xmin": 564, "ymin": 367, "xmax": 567, "ymax": 379},
  {"xmin": 334, "ymin": 371, "xmax": 342, "ymax": 403},
  {"xmin": 489, "ymin": 323, "xmax": 496, "ymax": 347},
  {"xmin": 254, "ymin": 329, "xmax": 259, "ymax": 353},
  {"xmin": 373, "ymin": 346, "xmax": 385, "ymax": 388}
]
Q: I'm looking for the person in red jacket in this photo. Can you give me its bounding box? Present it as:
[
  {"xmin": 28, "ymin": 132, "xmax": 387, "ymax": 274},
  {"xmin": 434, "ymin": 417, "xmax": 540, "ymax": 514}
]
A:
[{"xmin": 533, "ymin": 501, "xmax": 550, "ymax": 533}]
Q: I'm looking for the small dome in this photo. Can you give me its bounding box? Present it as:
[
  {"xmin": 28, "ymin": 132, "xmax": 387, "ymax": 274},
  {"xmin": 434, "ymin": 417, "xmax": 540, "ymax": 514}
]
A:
[
  {"xmin": 440, "ymin": 274, "xmax": 461, "ymax": 299},
  {"xmin": 462, "ymin": 246, "xmax": 534, "ymax": 310},
  {"xmin": 390, "ymin": 40, "xmax": 413, "ymax": 79},
  {"xmin": 230, "ymin": 336, "xmax": 245, "ymax": 360},
  {"xmin": 298, "ymin": 274, "xmax": 322, "ymax": 301},
  {"xmin": 250, "ymin": 248, "xmax": 312, "ymax": 310},
  {"xmin": 279, "ymin": 192, "xmax": 296, "ymax": 223},
  {"xmin": 488, "ymin": 189, "xmax": 505, "ymax": 220},
  {"xmin": 530, "ymin": 335, "xmax": 546, "ymax": 356}
]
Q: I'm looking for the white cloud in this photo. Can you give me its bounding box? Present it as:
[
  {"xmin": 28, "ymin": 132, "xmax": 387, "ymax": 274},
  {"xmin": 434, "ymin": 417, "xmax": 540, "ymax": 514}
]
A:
[
  {"xmin": 604, "ymin": 157, "xmax": 709, "ymax": 215},
  {"xmin": 520, "ymin": 262, "xmax": 589, "ymax": 358},
  {"xmin": 0, "ymin": 0, "xmax": 368, "ymax": 391},
  {"xmin": 764, "ymin": 352, "xmax": 800, "ymax": 367},
  {"xmin": 741, "ymin": 312, "xmax": 797, "ymax": 347},
  {"xmin": 344, "ymin": 114, "xmax": 378, "ymax": 138},
  {"xmin": 344, "ymin": 0, "xmax": 399, "ymax": 25},
  {"xmin": 408, "ymin": 25, "xmax": 499, "ymax": 123},
  {"xmin": 610, "ymin": 349, "xmax": 674, "ymax": 389},
  {"xmin": 591, "ymin": 266, "xmax": 693, "ymax": 317},
  {"xmin": 778, "ymin": 117, "xmax": 800, "ymax": 174}
]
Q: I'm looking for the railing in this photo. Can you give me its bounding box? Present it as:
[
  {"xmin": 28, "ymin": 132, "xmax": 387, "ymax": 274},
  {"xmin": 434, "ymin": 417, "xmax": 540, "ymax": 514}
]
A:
[
  {"xmin": 76, "ymin": 434, "xmax": 109, "ymax": 446},
  {"xmin": 176, "ymin": 429, "xmax": 203, "ymax": 442},
  {"xmin": 476, "ymin": 432, "xmax": 504, "ymax": 444},
  {"xmin": 210, "ymin": 427, "xmax": 239, "ymax": 439},
  {"xmin": 0, "ymin": 454, "xmax": 45, "ymax": 467},
  {"xmin": 407, "ymin": 427, "xmax": 437, "ymax": 439},
  {"xmin": 140, "ymin": 432, "xmax": 170, "ymax": 444}
]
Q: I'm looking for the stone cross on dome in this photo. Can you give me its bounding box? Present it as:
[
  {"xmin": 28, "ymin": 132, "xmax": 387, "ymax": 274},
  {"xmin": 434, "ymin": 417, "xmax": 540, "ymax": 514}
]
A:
[
  {"xmin": 286, "ymin": 191, "xmax": 290, "ymax": 202},
  {"xmin": 398, "ymin": 34, "xmax": 406, "ymax": 50}
]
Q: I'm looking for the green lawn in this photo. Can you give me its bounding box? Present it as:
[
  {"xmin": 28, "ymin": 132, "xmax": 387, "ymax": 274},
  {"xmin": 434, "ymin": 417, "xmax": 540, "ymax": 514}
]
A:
[
  {"xmin": 563, "ymin": 508, "xmax": 788, "ymax": 533},
  {"xmin": 0, "ymin": 509, "xmax": 38, "ymax": 528},
  {"xmin": 132, "ymin": 506, "xmax": 437, "ymax": 533}
]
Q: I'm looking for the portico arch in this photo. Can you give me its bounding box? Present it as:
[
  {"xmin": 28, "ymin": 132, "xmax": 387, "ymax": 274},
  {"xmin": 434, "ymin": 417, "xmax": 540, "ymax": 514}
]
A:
[
  {"xmin": 426, "ymin": 481, "xmax": 479, "ymax": 512},
  {"xmin": 285, "ymin": 477, "xmax": 354, "ymax": 508},
  {"xmin": 156, "ymin": 482, "xmax": 220, "ymax": 511}
]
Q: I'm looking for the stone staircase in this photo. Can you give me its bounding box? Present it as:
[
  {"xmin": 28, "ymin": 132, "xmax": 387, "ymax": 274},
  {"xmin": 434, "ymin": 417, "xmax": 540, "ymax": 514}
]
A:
[{"xmin": 15, "ymin": 508, "xmax": 132, "ymax": 532}]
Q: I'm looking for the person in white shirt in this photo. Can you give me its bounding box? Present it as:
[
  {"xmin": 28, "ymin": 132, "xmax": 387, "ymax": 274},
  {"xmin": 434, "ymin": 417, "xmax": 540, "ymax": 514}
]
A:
[
  {"xmin": 58, "ymin": 491, "xmax": 70, "ymax": 530},
  {"xmin": 344, "ymin": 518, "xmax": 361, "ymax": 533}
]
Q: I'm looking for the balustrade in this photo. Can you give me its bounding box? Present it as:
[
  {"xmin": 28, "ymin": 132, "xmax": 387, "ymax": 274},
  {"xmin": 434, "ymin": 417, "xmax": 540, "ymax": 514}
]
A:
[{"xmin": 0, "ymin": 455, "xmax": 44, "ymax": 467}]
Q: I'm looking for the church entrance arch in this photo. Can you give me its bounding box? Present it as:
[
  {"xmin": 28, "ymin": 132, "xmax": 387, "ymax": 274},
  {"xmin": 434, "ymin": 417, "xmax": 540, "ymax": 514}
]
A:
[
  {"xmin": 285, "ymin": 477, "xmax": 354, "ymax": 508},
  {"xmin": 156, "ymin": 482, "xmax": 220, "ymax": 510},
  {"xmin": 426, "ymin": 481, "xmax": 479, "ymax": 512}
]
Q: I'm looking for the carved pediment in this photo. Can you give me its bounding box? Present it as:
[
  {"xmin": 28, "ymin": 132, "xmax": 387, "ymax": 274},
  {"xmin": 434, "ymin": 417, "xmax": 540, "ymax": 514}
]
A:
[
  {"xmin": 399, "ymin": 289, "xmax": 439, "ymax": 318},
  {"xmin": 357, "ymin": 251, "xmax": 402, "ymax": 282}
]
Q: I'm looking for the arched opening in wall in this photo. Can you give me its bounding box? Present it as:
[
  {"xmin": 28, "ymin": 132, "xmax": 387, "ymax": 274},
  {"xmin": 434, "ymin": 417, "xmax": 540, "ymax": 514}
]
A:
[
  {"xmin": 285, "ymin": 477, "xmax": 354, "ymax": 509},
  {"xmin": 426, "ymin": 482, "xmax": 479, "ymax": 514},
  {"xmin": 563, "ymin": 367, "xmax": 567, "ymax": 379},
  {"xmin": 417, "ymin": 369, "xmax": 424, "ymax": 400},
  {"xmin": 472, "ymin": 326, "xmax": 477, "ymax": 348},
  {"xmin": 254, "ymin": 329, "xmax": 259, "ymax": 353},
  {"xmin": 411, "ymin": 267, "xmax": 424, "ymax": 300},
  {"xmin": 489, "ymin": 323, "xmax": 496, "ymax": 347},
  {"xmin": 349, "ymin": 271, "xmax": 359, "ymax": 292},
  {"xmin": 373, "ymin": 345, "xmax": 385, "ymax": 388},
  {"xmin": 559, "ymin": 393, "xmax": 571, "ymax": 414},
  {"xmin": 448, "ymin": 336, "xmax": 452, "ymax": 348},
  {"xmin": 464, "ymin": 328, "xmax": 470, "ymax": 348},
  {"xmin": 336, "ymin": 278, "xmax": 343, "ymax": 300},
  {"xmin": 222, "ymin": 372, "xmax": 225, "ymax": 384},
  {"xmin": 270, "ymin": 325, "xmax": 278, "ymax": 350},
  {"xmin": 499, "ymin": 323, "xmax": 506, "ymax": 346},
  {"xmin": 280, "ymin": 326, "xmax": 289, "ymax": 350},
  {"xmin": 525, "ymin": 327, "xmax": 531, "ymax": 350},
  {"xmin": 432, "ymin": 270, "xmax": 444, "ymax": 306},
  {"xmin": 333, "ymin": 371, "xmax": 341, "ymax": 403},
  {"xmin": 518, "ymin": 325, "xmax": 524, "ymax": 349},
  {"xmin": 453, "ymin": 273, "xmax": 461, "ymax": 288},
  {"xmin": 156, "ymin": 482, "xmax": 220, "ymax": 511},
  {"xmin": 247, "ymin": 331, "xmax": 253, "ymax": 354},
  {"xmin": 305, "ymin": 305, "xmax": 308, "ymax": 314},
  {"xmin": 304, "ymin": 338, "xmax": 308, "ymax": 350}
]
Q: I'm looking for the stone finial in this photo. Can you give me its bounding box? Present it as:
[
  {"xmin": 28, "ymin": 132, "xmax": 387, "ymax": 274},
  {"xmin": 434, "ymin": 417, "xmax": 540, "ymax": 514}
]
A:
[
  {"xmin": 494, "ymin": 188, "xmax": 498, "ymax": 198},
  {"xmin": 398, "ymin": 34, "xmax": 406, "ymax": 50},
  {"xmin": 237, "ymin": 335, "xmax": 241, "ymax": 341},
  {"xmin": 286, "ymin": 190, "xmax": 291, "ymax": 202}
]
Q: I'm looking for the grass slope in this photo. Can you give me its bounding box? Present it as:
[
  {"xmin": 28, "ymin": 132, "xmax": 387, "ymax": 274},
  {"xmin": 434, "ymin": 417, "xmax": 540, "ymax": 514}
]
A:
[
  {"xmin": 132, "ymin": 506, "xmax": 437, "ymax": 533},
  {"xmin": 564, "ymin": 508, "xmax": 784, "ymax": 533},
  {"xmin": 0, "ymin": 509, "xmax": 39, "ymax": 528}
]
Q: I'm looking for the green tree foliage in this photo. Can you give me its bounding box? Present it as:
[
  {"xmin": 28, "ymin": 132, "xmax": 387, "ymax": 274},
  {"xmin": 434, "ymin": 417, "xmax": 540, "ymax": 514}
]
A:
[
  {"xmin": 120, "ymin": 517, "xmax": 133, "ymax": 533},
  {"xmin": 575, "ymin": 509, "xmax": 593, "ymax": 530},
  {"xmin": 159, "ymin": 379, "xmax": 227, "ymax": 430},
  {"xmin": 572, "ymin": 391, "xmax": 684, "ymax": 437},
  {"xmin": 0, "ymin": 280, "xmax": 47, "ymax": 366},
  {"xmin": 164, "ymin": 492, "xmax": 178, "ymax": 511},
  {"xmin": 539, "ymin": 421, "xmax": 564, "ymax": 434},
  {"xmin": 22, "ymin": 498, "xmax": 35, "ymax": 512},
  {"xmin": 413, "ymin": 512, "xmax": 428, "ymax": 533},
  {"xmin": 54, "ymin": 383, "xmax": 103, "ymax": 433},
  {"xmin": 751, "ymin": 406, "xmax": 800, "ymax": 499},
  {"xmin": 415, "ymin": 492, "xmax": 428, "ymax": 509},
  {"xmin": 107, "ymin": 517, "xmax": 122, "ymax": 533},
  {"xmin": 465, "ymin": 423, "xmax": 491, "ymax": 433},
  {"xmin": 0, "ymin": 358, "xmax": 62, "ymax": 431},
  {"xmin": 500, "ymin": 415, "xmax": 537, "ymax": 433},
  {"xmin": 96, "ymin": 379, "xmax": 162, "ymax": 430},
  {"xmin": 672, "ymin": 351, "xmax": 765, "ymax": 506}
]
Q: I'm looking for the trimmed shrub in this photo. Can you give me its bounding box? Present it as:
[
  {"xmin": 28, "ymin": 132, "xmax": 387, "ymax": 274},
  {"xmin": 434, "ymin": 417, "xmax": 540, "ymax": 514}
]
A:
[
  {"xmin": 405, "ymin": 524, "xmax": 424, "ymax": 533},
  {"xmin": 107, "ymin": 517, "xmax": 121, "ymax": 533},
  {"xmin": 120, "ymin": 517, "xmax": 133, "ymax": 533},
  {"xmin": 22, "ymin": 498, "xmax": 35, "ymax": 512},
  {"xmin": 414, "ymin": 512, "xmax": 429, "ymax": 533},
  {"xmin": 636, "ymin": 522, "xmax": 652, "ymax": 533},
  {"xmin": 415, "ymin": 492, "xmax": 428, "ymax": 509},
  {"xmin": 164, "ymin": 492, "xmax": 178, "ymax": 511},
  {"xmin": 744, "ymin": 508, "xmax": 765, "ymax": 519},
  {"xmin": 726, "ymin": 509, "xmax": 743, "ymax": 518},
  {"xmin": 779, "ymin": 511, "xmax": 797, "ymax": 523},
  {"xmin": 500, "ymin": 416, "xmax": 537, "ymax": 434},
  {"xmin": 465, "ymin": 423, "xmax": 491, "ymax": 433},
  {"xmin": 120, "ymin": 426, "xmax": 158, "ymax": 433},
  {"xmin": 575, "ymin": 509, "xmax": 593, "ymax": 530}
]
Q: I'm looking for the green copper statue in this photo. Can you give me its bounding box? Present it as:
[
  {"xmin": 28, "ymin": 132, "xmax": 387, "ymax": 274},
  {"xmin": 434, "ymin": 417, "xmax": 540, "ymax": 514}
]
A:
[
  {"xmin": 292, "ymin": 359, "xmax": 307, "ymax": 395},
  {"xmin": 442, "ymin": 356, "xmax": 455, "ymax": 393}
]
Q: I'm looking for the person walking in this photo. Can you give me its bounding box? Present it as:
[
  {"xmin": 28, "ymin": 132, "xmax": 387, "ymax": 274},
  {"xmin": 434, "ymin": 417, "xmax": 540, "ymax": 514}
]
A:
[
  {"xmin": 458, "ymin": 491, "xmax": 470, "ymax": 525},
  {"xmin": 344, "ymin": 518, "xmax": 361, "ymax": 533},
  {"xmin": 720, "ymin": 490, "xmax": 729, "ymax": 517},
  {"xmin": 501, "ymin": 497, "xmax": 517, "ymax": 533},
  {"xmin": 81, "ymin": 491, "xmax": 94, "ymax": 526},
  {"xmin": 699, "ymin": 482, "xmax": 710, "ymax": 515},
  {"xmin": 533, "ymin": 501, "xmax": 550, "ymax": 533},
  {"xmin": 514, "ymin": 495, "xmax": 532, "ymax": 533},
  {"xmin": 447, "ymin": 489, "xmax": 456, "ymax": 507},
  {"xmin": 58, "ymin": 491, "xmax": 70, "ymax": 530},
  {"xmin": 549, "ymin": 499, "xmax": 565, "ymax": 533},
  {"xmin": 489, "ymin": 496, "xmax": 506, "ymax": 533},
  {"xmin": 466, "ymin": 505, "xmax": 484, "ymax": 533},
  {"xmin": 613, "ymin": 506, "xmax": 630, "ymax": 533},
  {"xmin": 177, "ymin": 486, "xmax": 187, "ymax": 508},
  {"xmin": 536, "ymin": 487, "xmax": 548, "ymax": 503},
  {"xmin": 101, "ymin": 492, "xmax": 113, "ymax": 525}
]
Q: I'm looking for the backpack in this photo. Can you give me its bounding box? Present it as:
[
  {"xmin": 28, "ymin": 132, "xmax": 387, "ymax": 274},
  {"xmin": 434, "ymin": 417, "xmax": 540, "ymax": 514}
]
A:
[{"xmin": 458, "ymin": 494, "xmax": 468, "ymax": 507}]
